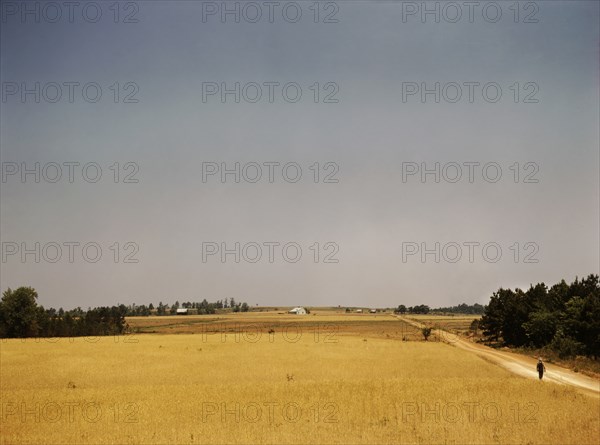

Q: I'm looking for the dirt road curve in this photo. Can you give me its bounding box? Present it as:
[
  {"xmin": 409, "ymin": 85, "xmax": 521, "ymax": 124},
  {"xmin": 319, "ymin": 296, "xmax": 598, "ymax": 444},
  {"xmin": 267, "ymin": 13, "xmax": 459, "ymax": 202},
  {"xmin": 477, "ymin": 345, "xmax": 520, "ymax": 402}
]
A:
[{"xmin": 394, "ymin": 315, "xmax": 600, "ymax": 398}]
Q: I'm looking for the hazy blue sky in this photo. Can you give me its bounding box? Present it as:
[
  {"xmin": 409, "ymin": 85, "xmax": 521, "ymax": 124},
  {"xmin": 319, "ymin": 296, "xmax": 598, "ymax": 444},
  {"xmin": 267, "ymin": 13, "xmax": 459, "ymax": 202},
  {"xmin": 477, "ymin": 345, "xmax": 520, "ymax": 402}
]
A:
[{"xmin": 1, "ymin": 1, "xmax": 598, "ymax": 309}]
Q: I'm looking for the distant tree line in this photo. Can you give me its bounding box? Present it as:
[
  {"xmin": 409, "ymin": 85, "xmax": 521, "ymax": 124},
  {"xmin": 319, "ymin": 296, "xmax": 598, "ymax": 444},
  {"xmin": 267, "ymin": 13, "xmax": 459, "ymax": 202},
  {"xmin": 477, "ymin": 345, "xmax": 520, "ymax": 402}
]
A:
[
  {"xmin": 480, "ymin": 274, "xmax": 600, "ymax": 359},
  {"xmin": 127, "ymin": 297, "xmax": 249, "ymax": 316},
  {"xmin": 394, "ymin": 304, "xmax": 430, "ymax": 314},
  {"xmin": 395, "ymin": 303, "xmax": 485, "ymax": 315},
  {"xmin": 0, "ymin": 287, "xmax": 127, "ymax": 338},
  {"xmin": 0, "ymin": 287, "xmax": 250, "ymax": 338},
  {"xmin": 431, "ymin": 303, "xmax": 486, "ymax": 315}
]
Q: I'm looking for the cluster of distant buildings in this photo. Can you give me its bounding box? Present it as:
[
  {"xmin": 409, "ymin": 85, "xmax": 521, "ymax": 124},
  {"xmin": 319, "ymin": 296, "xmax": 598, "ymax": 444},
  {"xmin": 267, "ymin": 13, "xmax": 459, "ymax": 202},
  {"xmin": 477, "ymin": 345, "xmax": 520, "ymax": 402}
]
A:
[
  {"xmin": 174, "ymin": 306, "xmax": 382, "ymax": 316},
  {"xmin": 287, "ymin": 307, "xmax": 381, "ymax": 315}
]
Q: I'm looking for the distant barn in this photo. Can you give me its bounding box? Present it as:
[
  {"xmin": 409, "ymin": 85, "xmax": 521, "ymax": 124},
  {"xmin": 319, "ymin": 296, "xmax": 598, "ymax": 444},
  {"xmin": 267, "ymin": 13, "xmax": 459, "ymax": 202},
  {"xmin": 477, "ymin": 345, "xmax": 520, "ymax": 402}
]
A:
[
  {"xmin": 288, "ymin": 307, "xmax": 307, "ymax": 315},
  {"xmin": 176, "ymin": 308, "xmax": 188, "ymax": 315}
]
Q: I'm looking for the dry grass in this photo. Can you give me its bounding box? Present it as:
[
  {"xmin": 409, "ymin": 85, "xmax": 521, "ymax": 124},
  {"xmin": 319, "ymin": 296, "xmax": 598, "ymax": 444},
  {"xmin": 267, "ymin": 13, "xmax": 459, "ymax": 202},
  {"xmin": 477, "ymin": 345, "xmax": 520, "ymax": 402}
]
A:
[
  {"xmin": 407, "ymin": 314, "xmax": 481, "ymax": 334},
  {"xmin": 127, "ymin": 311, "xmax": 424, "ymax": 341},
  {"xmin": 1, "ymin": 314, "xmax": 598, "ymax": 444}
]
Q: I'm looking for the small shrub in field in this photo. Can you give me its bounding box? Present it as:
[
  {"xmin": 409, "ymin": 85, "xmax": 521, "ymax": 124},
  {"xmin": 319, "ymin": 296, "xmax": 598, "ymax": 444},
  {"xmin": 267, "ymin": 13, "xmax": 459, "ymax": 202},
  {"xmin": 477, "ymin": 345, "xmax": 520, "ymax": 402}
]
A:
[{"xmin": 422, "ymin": 327, "xmax": 432, "ymax": 341}]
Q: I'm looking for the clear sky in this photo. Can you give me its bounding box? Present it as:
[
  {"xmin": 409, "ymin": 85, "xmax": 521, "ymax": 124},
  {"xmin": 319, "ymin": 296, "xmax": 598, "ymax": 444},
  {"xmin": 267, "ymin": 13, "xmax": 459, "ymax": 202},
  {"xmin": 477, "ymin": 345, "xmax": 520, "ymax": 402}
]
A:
[{"xmin": 1, "ymin": 1, "xmax": 598, "ymax": 309}]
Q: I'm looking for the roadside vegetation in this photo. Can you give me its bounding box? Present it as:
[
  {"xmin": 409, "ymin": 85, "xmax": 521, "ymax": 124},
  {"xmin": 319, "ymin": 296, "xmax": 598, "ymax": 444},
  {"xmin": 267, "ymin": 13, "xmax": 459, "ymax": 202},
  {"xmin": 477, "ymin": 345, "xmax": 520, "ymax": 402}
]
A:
[{"xmin": 479, "ymin": 274, "xmax": 600, "ymax": 360}]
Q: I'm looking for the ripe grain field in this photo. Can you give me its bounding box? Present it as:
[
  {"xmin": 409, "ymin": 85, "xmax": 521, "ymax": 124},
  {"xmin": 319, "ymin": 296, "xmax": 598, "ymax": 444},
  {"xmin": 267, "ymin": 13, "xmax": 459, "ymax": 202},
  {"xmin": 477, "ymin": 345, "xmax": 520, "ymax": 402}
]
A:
[
  {"xmin": 406, "ymin": 314, "xmax": 481, "ymax": 333},
  {"xmin": 1, "ymin": 313, "xmax": 598, "ymax": 445}
]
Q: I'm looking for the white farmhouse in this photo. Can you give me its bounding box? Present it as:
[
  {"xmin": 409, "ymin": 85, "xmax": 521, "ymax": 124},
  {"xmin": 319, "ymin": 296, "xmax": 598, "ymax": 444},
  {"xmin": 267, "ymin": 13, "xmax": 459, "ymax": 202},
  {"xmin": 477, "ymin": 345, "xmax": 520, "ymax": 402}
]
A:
[{"xmin": 288, "ymin": 307, "xmax": 307, "ymax": 315}]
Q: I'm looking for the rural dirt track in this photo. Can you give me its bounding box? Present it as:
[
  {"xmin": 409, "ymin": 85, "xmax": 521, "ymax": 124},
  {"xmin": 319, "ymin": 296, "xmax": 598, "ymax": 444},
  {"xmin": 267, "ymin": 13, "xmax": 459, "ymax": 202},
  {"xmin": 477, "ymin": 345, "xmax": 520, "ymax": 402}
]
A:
[{"xmin": 394, "ymin": 315, "xmax": 600, "ymax": 398}]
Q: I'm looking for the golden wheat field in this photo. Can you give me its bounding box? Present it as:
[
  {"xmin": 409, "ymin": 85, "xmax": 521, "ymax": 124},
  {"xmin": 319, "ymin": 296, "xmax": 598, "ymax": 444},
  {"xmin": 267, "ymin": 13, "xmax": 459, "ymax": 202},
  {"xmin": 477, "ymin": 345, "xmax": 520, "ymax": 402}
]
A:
[
  {"xmin": 1, "ymin": 313, "xmax": 599, "ymax": 445},
  {"xmin": 406, "ymin": 314, "xmax": 481, "ymax": 333}
]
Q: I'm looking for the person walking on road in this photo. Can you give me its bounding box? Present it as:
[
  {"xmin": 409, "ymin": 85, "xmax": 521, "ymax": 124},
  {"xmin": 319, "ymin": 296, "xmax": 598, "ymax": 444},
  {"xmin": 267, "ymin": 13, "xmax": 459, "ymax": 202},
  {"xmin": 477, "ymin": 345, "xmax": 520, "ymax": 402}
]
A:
[{"xmin": 537, "ymin": 357, "xmax": 546, "ymax": 380}]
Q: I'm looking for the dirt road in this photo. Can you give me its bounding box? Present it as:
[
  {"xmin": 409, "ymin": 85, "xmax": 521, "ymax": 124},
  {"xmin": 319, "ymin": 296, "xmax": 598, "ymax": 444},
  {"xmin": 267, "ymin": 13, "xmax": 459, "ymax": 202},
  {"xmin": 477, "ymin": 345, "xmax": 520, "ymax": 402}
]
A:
[{"xmin": 394, "ymin": 315, "xmax": 600, "ymax": 398}]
